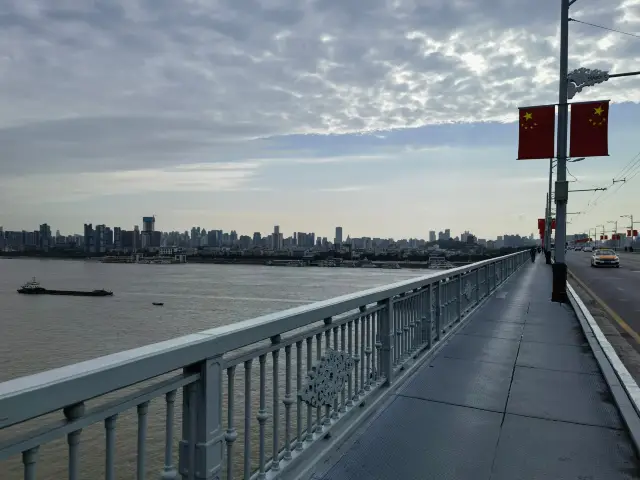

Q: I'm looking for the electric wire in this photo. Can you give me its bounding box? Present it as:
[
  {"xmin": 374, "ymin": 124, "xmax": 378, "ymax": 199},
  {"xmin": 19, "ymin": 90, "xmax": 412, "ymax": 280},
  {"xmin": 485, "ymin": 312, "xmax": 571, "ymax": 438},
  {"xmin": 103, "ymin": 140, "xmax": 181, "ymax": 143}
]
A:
[{"xmin": 569, "ymin": 18, "xmax": 640, "ymax": 39}]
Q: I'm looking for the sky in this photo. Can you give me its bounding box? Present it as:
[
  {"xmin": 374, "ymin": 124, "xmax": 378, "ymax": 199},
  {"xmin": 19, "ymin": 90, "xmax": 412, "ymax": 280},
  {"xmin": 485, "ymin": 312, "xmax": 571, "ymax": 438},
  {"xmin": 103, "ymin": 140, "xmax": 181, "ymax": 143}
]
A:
[{"xmin": 1, "ymin": 0, "xmax": 640, "ymax": 240}]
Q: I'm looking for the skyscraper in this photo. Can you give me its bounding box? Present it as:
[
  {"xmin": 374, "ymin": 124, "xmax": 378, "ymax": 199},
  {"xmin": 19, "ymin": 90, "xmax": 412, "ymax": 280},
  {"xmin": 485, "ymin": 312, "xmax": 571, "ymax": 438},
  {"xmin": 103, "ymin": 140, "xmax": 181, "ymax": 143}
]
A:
[{"xmin": 335, "ymin": 226, "xmax": 343, "ymax": 246}]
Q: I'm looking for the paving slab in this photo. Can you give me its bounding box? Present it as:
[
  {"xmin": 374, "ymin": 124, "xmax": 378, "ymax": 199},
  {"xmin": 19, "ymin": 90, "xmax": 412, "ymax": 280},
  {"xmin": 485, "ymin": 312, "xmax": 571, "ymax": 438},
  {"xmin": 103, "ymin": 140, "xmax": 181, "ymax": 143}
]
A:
[{"xmin": 310, "ymin": 260, "xmax": 640, "ymax": 480}]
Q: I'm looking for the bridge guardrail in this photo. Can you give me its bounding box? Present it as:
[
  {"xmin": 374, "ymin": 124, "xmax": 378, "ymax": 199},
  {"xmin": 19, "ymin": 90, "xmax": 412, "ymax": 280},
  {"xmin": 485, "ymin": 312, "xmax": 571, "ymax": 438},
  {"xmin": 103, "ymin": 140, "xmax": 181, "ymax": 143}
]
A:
[{"xmin": 0, "ymin": 250, "xmax": 529, "ymax": 480}]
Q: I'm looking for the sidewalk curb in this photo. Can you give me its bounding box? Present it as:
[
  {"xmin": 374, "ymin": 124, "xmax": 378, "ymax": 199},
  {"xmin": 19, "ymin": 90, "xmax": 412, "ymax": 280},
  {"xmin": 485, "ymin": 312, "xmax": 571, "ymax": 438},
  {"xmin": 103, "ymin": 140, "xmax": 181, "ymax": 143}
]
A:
[{"xmin": 567, "ymin": 282, "xmax": 640, "ymax": 456}]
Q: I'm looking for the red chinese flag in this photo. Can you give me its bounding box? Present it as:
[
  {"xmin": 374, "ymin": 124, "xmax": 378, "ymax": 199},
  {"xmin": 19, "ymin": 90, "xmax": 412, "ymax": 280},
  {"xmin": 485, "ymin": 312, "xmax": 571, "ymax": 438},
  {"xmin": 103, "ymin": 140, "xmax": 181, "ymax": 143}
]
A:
[
  {"xmin": 600, "ymin": 235, "xmax": 604, "ymax": 240},
  {"xmin": 517, "ymin": 106, "xmax": 555, "ymax": 159},
  {"xmin": 569, "ymin": 101, "xmax": 609, "ymax": 157},
  {"xmin": 628, "ymin": 230, "xmax": 632, "ymax": 236},
  {"xmin": 551, "ymin": 219, "xmax": 556, "ymax": 229},
  {"xmin": 634, "ymin": 230, "xmax": 638, "ymax": 237},
  {"xmin": 538, "ymin": 219, "xmax": 545, "ymax": 230}
]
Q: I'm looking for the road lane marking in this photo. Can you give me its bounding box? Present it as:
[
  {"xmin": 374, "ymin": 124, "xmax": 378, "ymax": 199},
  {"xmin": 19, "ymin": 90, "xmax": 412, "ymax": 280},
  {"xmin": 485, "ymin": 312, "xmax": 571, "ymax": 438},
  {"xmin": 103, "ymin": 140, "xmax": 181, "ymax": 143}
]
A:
[{"xmin": 568, "ymin": 269, "xmax": 640, "ymax": 345}]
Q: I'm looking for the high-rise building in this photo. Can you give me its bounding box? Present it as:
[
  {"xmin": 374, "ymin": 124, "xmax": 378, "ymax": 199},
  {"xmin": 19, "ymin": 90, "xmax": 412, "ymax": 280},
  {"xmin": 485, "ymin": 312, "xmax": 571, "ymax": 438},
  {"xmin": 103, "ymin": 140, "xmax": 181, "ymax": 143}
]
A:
[
  {"xmin": 39, "ymin": 224, "xmax": 51, "ymax": 251},
  {"xmin": 335, "ymin": 226, "xmax": 343, "ymax": 246},
  {"xmin": 83, "ymin": 224, "xmax": 94, "ymax": 253},
  {"xmin": 142, "ymin": 216, "xmax": 155, "ymax": 233},
  {"xmin": 429, "ymin": 230, "xmax": 436, "ymax": 242},
  {"xmin": 273, "ymin": 225, "xmax": 281, "ymax": 250}
]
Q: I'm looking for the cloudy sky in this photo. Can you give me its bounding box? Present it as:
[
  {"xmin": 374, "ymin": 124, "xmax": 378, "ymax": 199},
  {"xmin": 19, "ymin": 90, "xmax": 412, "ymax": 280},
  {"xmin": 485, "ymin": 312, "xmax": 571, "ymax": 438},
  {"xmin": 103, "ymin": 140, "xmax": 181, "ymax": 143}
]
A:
[{"xmin": 1, "ymin": 0, "xmax": 640, "ymax": 240}]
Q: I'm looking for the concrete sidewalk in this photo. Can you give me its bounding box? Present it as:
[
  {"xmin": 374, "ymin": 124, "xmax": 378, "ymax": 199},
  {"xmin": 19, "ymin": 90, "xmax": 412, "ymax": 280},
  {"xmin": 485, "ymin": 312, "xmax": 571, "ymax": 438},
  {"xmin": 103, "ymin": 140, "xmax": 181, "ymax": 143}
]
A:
[{"xmin": 308, "ymin": 259, "xmax": 640, "ymax": 480}]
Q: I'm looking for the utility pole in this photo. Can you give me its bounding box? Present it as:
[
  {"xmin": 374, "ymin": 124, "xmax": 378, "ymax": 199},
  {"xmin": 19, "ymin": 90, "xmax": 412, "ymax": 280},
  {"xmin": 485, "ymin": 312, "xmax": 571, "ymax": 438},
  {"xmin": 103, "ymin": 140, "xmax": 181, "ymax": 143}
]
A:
[
  {"xmin": 607, "ymin": 220, "xmax": 618, "ymax": 250},
  {"xmin": 621, "ymin": 214, "xmax": 635, "ymax": 251},
  {"xmin": 552, "ymin": 0, "xmax": 571, "ymax": 302},
  {"xmin": 545, "ymin": 158, "xmax": 553, "ymax": 264}
]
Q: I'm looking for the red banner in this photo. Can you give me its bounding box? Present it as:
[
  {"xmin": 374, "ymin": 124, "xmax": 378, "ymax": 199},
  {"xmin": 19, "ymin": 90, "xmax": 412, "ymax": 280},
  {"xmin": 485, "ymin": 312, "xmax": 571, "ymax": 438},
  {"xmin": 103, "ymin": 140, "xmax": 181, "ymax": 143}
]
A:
[
  {"xmin": 600, "ymin": 235, "xmax": 604, "ymax": 240},
  {"xmin": 569, "ymin": 100, "xmax": 609, "ymax": 158},
  {"xmin": 635, "ymin": 230, "xmax": 639, "ymax": 237},
  {"xmin": 551, "ymin": 218, "xmax": 556, "ymax": 230},
  {"xmin": 628, "ymin": 230, "xmax": 632, "ymax": 237},
  {"xmin": 518, "ymin": 106, "xmax": 555, "ymax": 160},
  {"xmin": 538, "ymin": 218, "xmax": 545, "ymax": 230},
  {"xmin": 605, "ymin": 235, "xmax": 609, "ymax": 240}
]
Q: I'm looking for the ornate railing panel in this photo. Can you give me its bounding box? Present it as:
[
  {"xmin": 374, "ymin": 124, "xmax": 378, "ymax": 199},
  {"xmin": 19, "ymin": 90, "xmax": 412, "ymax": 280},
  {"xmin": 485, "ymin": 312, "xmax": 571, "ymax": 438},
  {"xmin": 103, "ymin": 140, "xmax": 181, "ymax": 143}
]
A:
[{"xmin": 0, "ymin": 250, "xmax": 528, "ymax": 480}]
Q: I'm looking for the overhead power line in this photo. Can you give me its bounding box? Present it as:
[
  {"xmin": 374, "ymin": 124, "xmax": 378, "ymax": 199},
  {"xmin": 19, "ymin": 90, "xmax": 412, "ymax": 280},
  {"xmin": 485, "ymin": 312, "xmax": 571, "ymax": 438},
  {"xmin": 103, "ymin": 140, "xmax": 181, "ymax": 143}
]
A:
[{"xmin": 569, "ymin": 18, "xmax": 640, "ymax": 39}]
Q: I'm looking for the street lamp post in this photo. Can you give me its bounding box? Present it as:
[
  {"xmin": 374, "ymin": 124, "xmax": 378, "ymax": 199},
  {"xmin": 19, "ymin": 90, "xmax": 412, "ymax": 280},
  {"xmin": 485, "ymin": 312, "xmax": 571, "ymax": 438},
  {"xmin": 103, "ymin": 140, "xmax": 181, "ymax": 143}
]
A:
[
  {"xmin": 596, "ymin": 224, "xmax": 605, "ymax": 247},
  {"xmin": 552, "ymin": 0, "xmax": 571, "ymax": 302},
  {"xmin": 621, "ymin": 214, "xmax": 635, "ymax": 251},
  {"xmin": 607, "ymin": 220, "xmax": 618, "ymax": 249},
  {"xmin": 553, "ymin": 0, "xmax": 640, "ymax": 301}
]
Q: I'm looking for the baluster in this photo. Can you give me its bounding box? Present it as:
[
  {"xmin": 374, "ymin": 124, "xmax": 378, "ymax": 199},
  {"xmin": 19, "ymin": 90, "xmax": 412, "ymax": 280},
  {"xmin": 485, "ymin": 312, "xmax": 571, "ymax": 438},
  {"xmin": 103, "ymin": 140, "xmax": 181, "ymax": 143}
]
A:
[
  {"xmin": 315, "ymin": 332, "xmax": 323, "ymax": 432},
  {"xmin": 398, "ymin": 298, "xmax": 404, "ymax": 361},
  {"xmin": 437, "ymin": 282, "xmax": 443, "ymax": 336},
  {"xmin": 340, "ymin": 323, "xmax": 347, "ymax": 411},
  {"xmin": 244, "ymin": 359, "xmax": 253, "ymax": 480},
  {"xmin": 271, "ymin": 342, "xmax": 281, "ymax": 472},
  {"xmin": 283, "ymin": 344, "xmax": 294, "ymax": 460},
  {"xmin": 380, "ymin": 298, "xmax": 394, "ymax": 385},
  {"xmin": 406, "ymin": 297, "xmax": 411, "ymax": 352},
  {"xmin": 295, "ymin": 340, "xmax": 304, "ymax": 450},
  {"xmin": 63, "ymin": 402, "xmax": 84, "ymax": 480},
  {"xmin": 365, "ymin": 314, "xmax": 372, "ymax": 390},
  {"xmin": 225, "ymin": 366, "xmax": 238, "ymax": 480},
  {"xmin": 137, "ymin": 401, "xmax": 150, "ymax": 480},
  {"xmin": 160, "ymin": 391, "xmax": 177, "ymax": 480},
  {"xmin": 347, "ymin": 321, "xmax": 354, "ymax": 407},
  {"xmin": 22, "ymin": 447, "xmax": 38, "ymax": 480},
  {"xmin": 353, "ymin": 316, "xmax": 360, "ymax": 400},
  {"xmin": 105, "ymin": 415, "xmax": 117, "ymax": 480},
  {"xmin": 332, "ymin": 326, "xmax": 339, "ymax": 418},
  {"xmin": 324, "ymin": 324, "xmax": 332, "ymax": 425},
  {"xmin": 394, "ymin": 298, "xmax": 401, "ymax": 363},
  {"xmin": 359, "ymin": 313, "xmax": 366, "ymax": 396},
  {"xmin": 187, "ymin": 383, "xmax": 197, "ymax": 480},
  {"xmin": 306, "ymin": 336, "xmax": 314, "ymax": 439},
  {"xmin": 416, "ymin": 293, "xmax": 423, "ymax": 348},
  {"xmin": 375, "ymin": 311, "xmax": 382, "ymax": 382},
  {"xmin": 257, "ymin": 354, "xmax": 268, "ymax": 479}
]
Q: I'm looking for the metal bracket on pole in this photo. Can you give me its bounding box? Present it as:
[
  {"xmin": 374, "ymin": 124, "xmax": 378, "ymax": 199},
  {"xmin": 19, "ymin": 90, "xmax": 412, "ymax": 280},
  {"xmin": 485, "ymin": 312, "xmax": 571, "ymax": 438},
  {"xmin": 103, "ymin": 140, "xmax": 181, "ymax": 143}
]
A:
[
  {"xmin": 555, "ymin": 181, "xmax": 569, "ymax": 203},
  {"xmin": 567, "ymin": 67, "xmax": 610, "ymax": 99}
]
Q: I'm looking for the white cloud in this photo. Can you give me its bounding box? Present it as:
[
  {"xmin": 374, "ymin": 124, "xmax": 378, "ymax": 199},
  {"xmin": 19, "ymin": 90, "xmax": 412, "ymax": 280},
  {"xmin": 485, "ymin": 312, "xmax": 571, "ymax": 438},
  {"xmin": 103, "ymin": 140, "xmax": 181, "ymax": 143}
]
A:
[
  {"xmin": 0, "ymin": 0, "xmax": 638, "ymax": 177},
  {"xmin": 1, "ymin": 0, "xmax": 640, "ymax": 236}
]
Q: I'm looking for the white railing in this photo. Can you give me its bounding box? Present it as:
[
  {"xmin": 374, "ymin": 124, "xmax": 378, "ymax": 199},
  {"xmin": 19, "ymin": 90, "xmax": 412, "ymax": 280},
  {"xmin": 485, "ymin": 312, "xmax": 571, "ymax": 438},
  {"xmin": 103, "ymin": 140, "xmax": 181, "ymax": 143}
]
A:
[{"xmin": 0, "ymin": 250, "xmax": 529, "ymax": 480}]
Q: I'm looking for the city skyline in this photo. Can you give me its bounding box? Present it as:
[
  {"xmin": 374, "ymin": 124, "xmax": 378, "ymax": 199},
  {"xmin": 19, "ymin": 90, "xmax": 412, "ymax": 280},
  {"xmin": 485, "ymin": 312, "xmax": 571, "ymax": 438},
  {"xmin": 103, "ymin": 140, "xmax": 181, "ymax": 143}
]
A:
[
  {"xmin": 0, "ymin": 220, "xmax": 534, "ymax": 244},
  {"xmin": 1, "ymin": 1, "xmax": 639, "ymax": 236}
]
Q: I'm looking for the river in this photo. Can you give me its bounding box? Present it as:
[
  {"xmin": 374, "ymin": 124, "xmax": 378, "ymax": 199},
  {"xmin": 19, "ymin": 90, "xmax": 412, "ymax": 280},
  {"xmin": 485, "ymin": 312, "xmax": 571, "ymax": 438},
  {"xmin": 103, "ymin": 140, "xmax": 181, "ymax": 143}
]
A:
[{"xmin": 0, "ymin": 258, "xmax": 426, "ymax": 479}]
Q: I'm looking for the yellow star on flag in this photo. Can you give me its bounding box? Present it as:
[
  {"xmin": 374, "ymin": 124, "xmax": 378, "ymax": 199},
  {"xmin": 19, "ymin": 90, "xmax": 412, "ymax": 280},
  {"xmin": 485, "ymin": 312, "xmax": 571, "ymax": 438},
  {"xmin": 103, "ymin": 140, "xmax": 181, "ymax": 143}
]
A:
[
  {"xmin": 523, "ymin": 112, "xmax": 533, "ymax": 121},
  {"xmin": 594, "ymin": 106, "xmax": 604, "ymax": 115}
]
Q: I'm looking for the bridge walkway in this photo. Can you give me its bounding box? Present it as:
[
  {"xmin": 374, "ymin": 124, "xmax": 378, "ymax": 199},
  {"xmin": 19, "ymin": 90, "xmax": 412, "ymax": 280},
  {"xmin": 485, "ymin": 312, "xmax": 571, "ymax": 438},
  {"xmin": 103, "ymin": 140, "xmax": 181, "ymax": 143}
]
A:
[{"xmin": 306, "ymin": 259, "xmax": 640, "ymax": 480}]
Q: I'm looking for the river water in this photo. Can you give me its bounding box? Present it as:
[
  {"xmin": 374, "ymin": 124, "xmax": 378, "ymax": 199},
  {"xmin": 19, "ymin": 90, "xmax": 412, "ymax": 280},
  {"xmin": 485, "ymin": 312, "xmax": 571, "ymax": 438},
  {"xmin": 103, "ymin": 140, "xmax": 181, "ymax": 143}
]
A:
[{"xmin": 0, "ymin": 258, "xmax": 426, "ymax": 479}]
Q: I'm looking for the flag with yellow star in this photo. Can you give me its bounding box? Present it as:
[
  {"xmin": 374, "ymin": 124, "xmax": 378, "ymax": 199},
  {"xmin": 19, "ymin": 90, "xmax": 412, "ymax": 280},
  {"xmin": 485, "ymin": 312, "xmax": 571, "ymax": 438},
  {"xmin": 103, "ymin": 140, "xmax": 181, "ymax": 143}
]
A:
[
  {"xmin": 569, "ymin": 100, "xmax": 609, "ymax": 157},
  {"xmin": 517, "ymin": 105, "xmax": 555, "ymax": 160}
]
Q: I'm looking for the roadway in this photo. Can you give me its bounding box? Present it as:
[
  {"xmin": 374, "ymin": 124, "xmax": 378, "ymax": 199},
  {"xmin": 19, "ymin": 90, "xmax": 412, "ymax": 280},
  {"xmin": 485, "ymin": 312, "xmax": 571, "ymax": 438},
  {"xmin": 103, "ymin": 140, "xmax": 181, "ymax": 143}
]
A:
[{"xmin": 566, "ymin": 250, "xmax": 640, "ymax": 341}]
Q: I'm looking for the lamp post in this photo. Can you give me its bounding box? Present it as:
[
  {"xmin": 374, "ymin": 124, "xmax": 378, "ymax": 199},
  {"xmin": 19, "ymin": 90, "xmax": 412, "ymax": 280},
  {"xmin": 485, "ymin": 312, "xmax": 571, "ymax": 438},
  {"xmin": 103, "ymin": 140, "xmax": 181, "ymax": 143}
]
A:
[
  {"xmin": 553, "ymin": 0, "xmax": 640, "ymax": 301},
  {"xmin": 607, "ymin": 220, "xmax": 618, "ymax": 250},
  {"xmin": 596, "ymin": 224, "xmax": 605, "ymax": 247},
  {"xmin": 621, "ymin": 214, "xmax": 635, "ymax": 251}
]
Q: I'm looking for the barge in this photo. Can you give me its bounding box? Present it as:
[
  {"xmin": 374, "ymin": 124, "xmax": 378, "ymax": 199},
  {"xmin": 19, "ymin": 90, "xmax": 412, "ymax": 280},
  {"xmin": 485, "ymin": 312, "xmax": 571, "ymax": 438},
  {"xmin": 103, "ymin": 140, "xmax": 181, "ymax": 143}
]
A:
[{"xmin": 17, "ymin": 278, "xmax": 113, "ymax": 297}]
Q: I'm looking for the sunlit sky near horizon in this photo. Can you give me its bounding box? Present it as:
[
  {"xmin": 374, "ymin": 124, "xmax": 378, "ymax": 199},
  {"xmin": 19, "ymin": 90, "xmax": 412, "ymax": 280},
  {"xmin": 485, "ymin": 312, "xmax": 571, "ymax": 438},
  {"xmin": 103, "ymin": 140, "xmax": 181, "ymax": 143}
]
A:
[{"xmin": 1, "ymin": 0, "xmax": 640, "ymax": 240}]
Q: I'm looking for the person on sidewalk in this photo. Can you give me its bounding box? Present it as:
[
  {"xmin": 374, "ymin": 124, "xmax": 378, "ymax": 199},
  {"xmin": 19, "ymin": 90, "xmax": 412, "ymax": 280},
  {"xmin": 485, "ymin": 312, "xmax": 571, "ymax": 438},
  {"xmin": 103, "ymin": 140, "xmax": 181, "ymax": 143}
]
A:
[{"xmin": 530, "ymin": 246, "xmax": 537, "ymax": 263}]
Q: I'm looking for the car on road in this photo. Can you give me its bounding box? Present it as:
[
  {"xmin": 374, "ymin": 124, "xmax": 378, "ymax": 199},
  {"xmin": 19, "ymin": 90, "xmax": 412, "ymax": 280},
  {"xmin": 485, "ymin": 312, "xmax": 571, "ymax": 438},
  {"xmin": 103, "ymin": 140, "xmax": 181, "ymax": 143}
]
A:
[
  {"xmin": 584, "ymin": 246, "xmax": 593, "ymax": 252},
  {"xmin": 591, "ymin": 249, "xmax": 620, "ymax": 268}
]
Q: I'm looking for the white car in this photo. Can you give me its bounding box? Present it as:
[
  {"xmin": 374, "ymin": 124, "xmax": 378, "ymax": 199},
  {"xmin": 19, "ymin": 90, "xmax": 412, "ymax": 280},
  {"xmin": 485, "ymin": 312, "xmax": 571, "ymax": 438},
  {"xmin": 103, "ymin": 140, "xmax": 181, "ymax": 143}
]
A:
[
  {"xmin": 591, "ymin": 249, "xmax": 620, "ymax": 268},
  {"xmin": 583, "ymin": 246, "xmax": 593, "ymax": 252}
]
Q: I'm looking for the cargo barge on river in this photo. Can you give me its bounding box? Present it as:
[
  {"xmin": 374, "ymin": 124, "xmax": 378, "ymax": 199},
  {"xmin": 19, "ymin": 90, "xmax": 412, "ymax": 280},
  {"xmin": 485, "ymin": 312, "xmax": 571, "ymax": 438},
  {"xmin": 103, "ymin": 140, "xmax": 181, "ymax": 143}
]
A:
[{"xmin": 17, "ymin": 278, "xmax": 113, "ymax": 296}]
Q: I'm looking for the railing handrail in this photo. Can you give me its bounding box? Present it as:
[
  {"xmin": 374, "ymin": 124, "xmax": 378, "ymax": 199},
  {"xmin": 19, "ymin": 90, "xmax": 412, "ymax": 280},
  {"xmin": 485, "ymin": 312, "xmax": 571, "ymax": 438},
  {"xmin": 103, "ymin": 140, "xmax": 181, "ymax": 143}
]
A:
[{"xmin": 0, "ymin": 250, "xmax": 524, "ymax": 428}]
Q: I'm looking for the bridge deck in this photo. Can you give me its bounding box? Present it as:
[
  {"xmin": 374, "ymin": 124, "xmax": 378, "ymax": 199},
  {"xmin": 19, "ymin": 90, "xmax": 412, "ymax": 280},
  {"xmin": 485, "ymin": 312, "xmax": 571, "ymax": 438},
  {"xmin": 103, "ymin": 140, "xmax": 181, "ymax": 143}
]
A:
[{"xmin": 307, "ymin": 260, "xmax": 640, "ymax": 480}]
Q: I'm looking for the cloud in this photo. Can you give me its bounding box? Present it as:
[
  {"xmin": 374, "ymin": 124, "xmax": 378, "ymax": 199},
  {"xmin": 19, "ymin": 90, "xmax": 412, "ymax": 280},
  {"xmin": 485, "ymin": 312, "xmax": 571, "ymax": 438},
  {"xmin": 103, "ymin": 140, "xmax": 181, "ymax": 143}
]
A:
[{"xmin": 0, "ymin": 0, "xmax": 639, "ymax": 179}]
